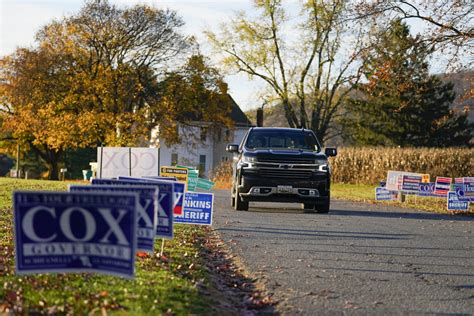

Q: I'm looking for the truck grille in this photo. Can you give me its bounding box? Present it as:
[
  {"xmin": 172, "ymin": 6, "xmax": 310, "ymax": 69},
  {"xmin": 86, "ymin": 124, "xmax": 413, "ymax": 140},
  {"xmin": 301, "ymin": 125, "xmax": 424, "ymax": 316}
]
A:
[
  {"xmin": 259, "ymin": 168, "xmax": 312, "ymax": 179},
  {"xmin": 258, "ymin": 157, "xmax": 314, "ymax": 164}
]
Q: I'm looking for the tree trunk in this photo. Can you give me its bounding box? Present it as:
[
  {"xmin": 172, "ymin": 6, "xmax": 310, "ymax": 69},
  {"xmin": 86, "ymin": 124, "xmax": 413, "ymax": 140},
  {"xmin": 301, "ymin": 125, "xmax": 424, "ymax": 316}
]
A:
[
  {"xmin": 47, "ymin": 159, "xmax": 60, "ymax": 180},
  {"xmin": 29, "ymin": 142, "xmax": 62, "ymax": 180}
]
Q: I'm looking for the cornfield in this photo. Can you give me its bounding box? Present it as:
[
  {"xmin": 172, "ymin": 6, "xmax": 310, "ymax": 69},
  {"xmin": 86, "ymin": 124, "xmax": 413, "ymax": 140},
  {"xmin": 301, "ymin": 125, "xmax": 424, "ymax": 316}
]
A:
[
  {"xmin": 331, "ymin": 147, "xmax": 474, "ymax": 184},
  {"xmin": 211, "ymin": 147, "xmax": 474, "ymax": 187}
]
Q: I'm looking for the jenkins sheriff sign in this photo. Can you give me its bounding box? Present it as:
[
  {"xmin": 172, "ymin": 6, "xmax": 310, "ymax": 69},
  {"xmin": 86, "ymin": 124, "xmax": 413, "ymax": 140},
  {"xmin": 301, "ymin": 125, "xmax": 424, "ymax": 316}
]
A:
[{"xmin": 175, "ymin": 192, "xmax": 213, "ymax": 225}]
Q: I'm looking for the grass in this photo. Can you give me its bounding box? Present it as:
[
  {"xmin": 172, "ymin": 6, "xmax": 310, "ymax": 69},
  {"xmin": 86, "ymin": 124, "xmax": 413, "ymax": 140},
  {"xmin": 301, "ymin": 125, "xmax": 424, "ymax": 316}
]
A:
[
  {"xmin": 0, "ymin": 178, "xmax": 213, "ymax": 314},
  {"xmin": 332, "ymin": 183, "xmax": 473, "ymax": 215}
]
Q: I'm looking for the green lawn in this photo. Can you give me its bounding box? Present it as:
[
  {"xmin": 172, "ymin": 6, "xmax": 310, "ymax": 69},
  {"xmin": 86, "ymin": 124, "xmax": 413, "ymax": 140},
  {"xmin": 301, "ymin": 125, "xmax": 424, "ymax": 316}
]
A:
[
  {"xmin": 1, "ymin": 178, "xmax": 471, "ymax": 313},
  {"xmin": 0, "ymin": 178, "xmax": 213, "ymax": 314},
  {"xmin": 332, "ymin": 183, "xmax": 473, "ymax": 215}
]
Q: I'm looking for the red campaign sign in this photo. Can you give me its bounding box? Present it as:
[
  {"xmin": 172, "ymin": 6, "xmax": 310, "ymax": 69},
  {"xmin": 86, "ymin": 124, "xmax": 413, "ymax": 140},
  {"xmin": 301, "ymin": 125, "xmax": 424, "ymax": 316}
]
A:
[
  {"xmin": 401, "ymin": 175, "xmax": 422, "ymax": 192},
  {"xmin": 434, "ymin": 177, "xmax": 452, "ymax": 196}
]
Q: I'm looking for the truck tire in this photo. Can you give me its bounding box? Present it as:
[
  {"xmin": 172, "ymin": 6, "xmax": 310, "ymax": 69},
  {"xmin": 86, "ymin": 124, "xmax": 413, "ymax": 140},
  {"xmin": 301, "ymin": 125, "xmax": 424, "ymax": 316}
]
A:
[
  {"xmin": 234, "ymin": 184, "xmax": 249, "ymax": 211},
  {"xmin": 231, "ymin": 183, "xmax": 236, "ymax": 207},
  {"xmin": 316, "ymin": 199, "xmax": 330, "ymax": 214}
]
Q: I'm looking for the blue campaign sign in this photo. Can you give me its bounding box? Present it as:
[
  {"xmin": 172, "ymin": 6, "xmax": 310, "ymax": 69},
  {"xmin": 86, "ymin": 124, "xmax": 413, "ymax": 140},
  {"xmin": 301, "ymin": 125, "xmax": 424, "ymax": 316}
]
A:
[
  {"xmin": 455, "ymin": 183, "xmax": 474, "ymax": 202},
  {"xmin": 175, "ymin": 192, "xmax": 214, "ymax": 225},
  {"xmin": 69, "ymin": 185, "xmax": 158, "ymax": 253},
  {"xmin": 418, "ymin": 182, "xmax": 435, "ymax": 197},
  {"xmin": 143, "ymin": 176, "xmax": 177, "ymax": 181},
  {"xmin": 375, "ymin": 187, "xmax": 397, "ymax": 200},
  {"xmin": 14, "ymin": 191, "xmax": 138, "ymax": 278},
  {"xmin": 447, "ymin": 191, "xmax": 469, "ymax": 211},
  {"xmin": 92, "ymin": 178, "xmax": 174, "ymax": 239},
  {"xmin": 117, "ymin": 176, "xmax": 185, "ymax": 216},
  {"xmin": 119, "ymin": 176, "xmax": 176, "ymax": 182}
]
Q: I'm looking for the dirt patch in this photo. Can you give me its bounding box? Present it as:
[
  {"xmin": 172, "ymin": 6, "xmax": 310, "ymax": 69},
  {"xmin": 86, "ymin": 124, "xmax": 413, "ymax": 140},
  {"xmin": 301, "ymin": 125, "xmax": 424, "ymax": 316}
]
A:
[{"xmin": 200, "ymin": 227, "xmax": 277, "ymax": 315}]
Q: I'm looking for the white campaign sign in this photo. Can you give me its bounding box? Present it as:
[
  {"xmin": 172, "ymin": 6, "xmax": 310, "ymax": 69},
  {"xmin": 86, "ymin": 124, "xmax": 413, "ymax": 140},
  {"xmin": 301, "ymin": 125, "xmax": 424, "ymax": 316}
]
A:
[
  {"xmin": 97, "ymin": 147, "xmax": 159, "ymax": 178},
  {"xmin": 386, "ymin": 170, "xmax": 423, "ymax": 191}
]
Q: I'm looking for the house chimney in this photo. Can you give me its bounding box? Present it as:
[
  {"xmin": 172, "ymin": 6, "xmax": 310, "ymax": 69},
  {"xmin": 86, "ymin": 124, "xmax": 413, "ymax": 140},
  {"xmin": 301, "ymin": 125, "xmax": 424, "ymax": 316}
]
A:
[{"xmin": 256, "ymin": 108, "xmax": 264, "ymax": 127}]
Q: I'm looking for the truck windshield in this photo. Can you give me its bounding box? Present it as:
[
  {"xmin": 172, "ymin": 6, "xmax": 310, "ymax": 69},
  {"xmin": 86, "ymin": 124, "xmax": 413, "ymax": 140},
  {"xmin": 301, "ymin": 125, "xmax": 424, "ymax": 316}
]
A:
[{"xmin": 245, "ymin": 130, "xmax": 319, "ymax": 151}]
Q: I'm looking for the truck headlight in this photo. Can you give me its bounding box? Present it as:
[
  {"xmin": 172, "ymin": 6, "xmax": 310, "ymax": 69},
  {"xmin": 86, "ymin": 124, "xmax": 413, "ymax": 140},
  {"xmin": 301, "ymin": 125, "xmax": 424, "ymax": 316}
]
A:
[
  {"xmin": 242, "ymin": 155, "xmax": 258, "ymax": 163},
  {"xmin": 315, "ymin": 159, "xmax": 328, "ymax": 172}
]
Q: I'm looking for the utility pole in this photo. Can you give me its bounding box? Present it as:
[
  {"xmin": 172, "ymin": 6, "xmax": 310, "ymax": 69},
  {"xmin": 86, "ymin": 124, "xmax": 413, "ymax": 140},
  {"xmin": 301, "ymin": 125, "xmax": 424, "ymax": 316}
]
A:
[{"xmin": 15, "ymin": 143, "xmax": 20, "ymax": 178}]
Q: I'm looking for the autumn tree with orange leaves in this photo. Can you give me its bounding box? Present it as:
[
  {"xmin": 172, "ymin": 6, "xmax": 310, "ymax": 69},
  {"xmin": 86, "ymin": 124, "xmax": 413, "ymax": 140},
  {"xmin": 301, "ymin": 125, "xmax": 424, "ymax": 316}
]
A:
[{"xmin": 0, "ymin": 1, "xmax": 232, "ymax": 179}]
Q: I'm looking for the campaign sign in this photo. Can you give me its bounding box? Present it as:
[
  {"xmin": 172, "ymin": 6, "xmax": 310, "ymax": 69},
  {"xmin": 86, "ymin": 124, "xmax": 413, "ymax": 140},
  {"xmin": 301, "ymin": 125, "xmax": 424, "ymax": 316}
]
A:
[
  {"xmin": 196, "ymin": 178, "xmax": 215, "ymax": 191},
  {"xmin": 160, "ymin": 166, "xmax": 188, "ymax": 190},
  {"xmin": 418, "ymin": 182, "xmax": 435, "ymax": 197},
  {"xmin": 117, "ymin": 177, "xmax": 185, "ymax": 216},
  {"xmin": 455, "ymin": 183, "xmax": 474, "ymax": 202},
  {"xmin": 434, "ymin": 177, "xmax": 452, "ymax": 196},
  {"xmin": 447, "ymin": 191, "xmax": 469, "ymax": 211},
  {"xmin": 401, "ymin": 175, "xmax": 422, "ymax": 193},
  {"xmin": 92, "ymin": 179, "xmax": 174, "ymax": 239},
  {"xmin": 69, "ymin": 185, "xmax": 158, "ymax": 253},
  {"xmin": 375, "ymin": 187, "xmax": 397, "ymax": 200},
  {"xmin": 14, "ymin": 191, "xmax": 138, "ymax": 278},
  {"xmin": 143, "ymin": 176, "xmax": 177, "ymax": 181},
  {"xmin": 97, "ymin": 147, "xmax": 159, "ymax": 179},
  {"xmin": 175, "ymin": 192, "xmax": 213, "ymax": 225},
  {"xmin": 386, "ymin": 171, "xmax": 422, "ymax": 191}
]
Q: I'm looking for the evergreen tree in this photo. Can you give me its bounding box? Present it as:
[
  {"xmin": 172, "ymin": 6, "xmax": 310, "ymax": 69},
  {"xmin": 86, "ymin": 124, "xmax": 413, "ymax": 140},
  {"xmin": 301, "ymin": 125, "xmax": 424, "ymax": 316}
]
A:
[{"xmin": 344, "ymin": 20, "xmax": 472, "ymax": 147}]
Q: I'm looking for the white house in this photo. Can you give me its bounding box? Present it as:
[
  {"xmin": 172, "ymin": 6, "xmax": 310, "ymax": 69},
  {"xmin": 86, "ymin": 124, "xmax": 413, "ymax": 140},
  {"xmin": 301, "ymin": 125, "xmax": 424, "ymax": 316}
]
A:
[{"xmin": 151, "ymin": 95, "xmax": 252, "ymax": 178}]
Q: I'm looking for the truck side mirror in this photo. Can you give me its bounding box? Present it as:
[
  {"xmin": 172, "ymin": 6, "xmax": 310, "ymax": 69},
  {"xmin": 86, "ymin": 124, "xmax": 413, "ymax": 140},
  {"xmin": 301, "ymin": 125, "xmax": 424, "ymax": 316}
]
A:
[
  {"xmin": 324, "ymin": 147, "xmax": 337, "ymax": 157},
  {"xmin": 226, "ymin": 144, "xmax": 239, "ymax": 153}
]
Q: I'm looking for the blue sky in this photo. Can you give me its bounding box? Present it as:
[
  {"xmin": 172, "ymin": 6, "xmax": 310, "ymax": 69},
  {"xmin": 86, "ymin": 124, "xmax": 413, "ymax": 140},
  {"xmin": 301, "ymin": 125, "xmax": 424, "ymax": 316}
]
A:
[{"xmin": 0, "ymin": 0, "xmax": 266, "ymax": 111}]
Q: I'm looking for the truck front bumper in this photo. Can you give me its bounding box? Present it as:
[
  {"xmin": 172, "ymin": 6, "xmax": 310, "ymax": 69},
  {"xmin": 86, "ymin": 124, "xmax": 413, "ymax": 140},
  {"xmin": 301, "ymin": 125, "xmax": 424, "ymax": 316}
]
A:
[{"xmin": 238, "ymin": 173, "xmax": 330, "ymax": 204}]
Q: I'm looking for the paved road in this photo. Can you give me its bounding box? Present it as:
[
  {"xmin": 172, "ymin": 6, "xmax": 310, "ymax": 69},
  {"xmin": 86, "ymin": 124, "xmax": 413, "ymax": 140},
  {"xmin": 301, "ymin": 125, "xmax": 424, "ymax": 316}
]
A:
[{"xmin": 212, "ymin": 189, "xmax": 474, "ymax": 315}]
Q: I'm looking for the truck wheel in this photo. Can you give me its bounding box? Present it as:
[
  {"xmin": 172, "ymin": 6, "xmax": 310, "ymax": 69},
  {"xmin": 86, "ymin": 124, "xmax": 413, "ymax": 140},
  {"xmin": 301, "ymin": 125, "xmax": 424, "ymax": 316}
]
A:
[
  {"xmin": 231, "ymin": 184, "xmax": 236, "ymax": 207},
  {"xmin": 316, "ymin": 201, "xmax": 330, "ymax": 213},
  {"xmin": 234, "ymin": 189, "xmax": 249, "ymax": 211}
]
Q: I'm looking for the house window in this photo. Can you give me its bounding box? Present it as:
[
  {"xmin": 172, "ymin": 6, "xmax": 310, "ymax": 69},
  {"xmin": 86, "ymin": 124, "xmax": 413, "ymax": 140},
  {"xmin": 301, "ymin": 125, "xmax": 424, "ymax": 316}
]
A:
[
  {"xmin": 171, "ymin": 153, "xmax": 178, "ymax": 166},
  {"xmin": 201, "ymin": 127, "xmax": 208, "ymax": 142},
  {"xmin": 199, "ymin": 155, "xmax": 206, "ymax": 176}
]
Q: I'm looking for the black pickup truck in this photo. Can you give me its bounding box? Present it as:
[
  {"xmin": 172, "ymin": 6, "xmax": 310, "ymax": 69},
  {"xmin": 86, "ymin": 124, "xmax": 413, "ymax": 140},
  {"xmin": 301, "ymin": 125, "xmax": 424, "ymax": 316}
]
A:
[{"xmin": 226, "ymin": 127, "xmax": 337, "ymax": 212}]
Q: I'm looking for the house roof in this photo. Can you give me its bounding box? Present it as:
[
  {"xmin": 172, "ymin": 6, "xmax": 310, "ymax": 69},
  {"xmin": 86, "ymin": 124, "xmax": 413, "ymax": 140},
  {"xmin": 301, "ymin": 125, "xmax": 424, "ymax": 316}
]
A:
[
  {"xmin": 227, "ymin": 94, "xmax": 253, "ymax": 126},
  {"xmin": 179, "ymin": 94, "xmax": 252, "ymax": 127}
]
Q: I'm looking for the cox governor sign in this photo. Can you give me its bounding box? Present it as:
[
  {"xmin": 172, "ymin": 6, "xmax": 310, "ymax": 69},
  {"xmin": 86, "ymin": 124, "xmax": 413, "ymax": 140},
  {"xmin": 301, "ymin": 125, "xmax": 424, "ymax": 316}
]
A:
[{"xmin": 14, "ymin": 191, "xmax": 138, "ymax": 278}]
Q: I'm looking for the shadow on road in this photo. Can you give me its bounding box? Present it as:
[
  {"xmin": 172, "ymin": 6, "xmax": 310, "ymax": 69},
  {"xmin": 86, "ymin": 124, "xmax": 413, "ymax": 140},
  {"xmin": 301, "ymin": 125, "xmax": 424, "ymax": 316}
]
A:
[
  {"xmin": 217, "ymin": 226, "xmax": 411, "ymax": 240},
  {"xmin": 318, "ymin": 266, "xmax": 474, "ymax": 278},
  {"xmin": 330, "ymin": 209, "xmax": 474, "ymax": 222},
  {"xmin": 289, "ymin": 248, "xmax": 474, "ymax": 260}
]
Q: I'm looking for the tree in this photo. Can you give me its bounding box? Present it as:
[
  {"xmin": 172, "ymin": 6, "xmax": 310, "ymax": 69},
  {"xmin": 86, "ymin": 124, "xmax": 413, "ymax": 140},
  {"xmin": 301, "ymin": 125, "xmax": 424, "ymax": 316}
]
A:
[
  {"xmin": 155, "ymin": 54, "xmax": 235, "ymax": 144},
  {"xmin": 343, "ymin": 20, "xmax": 473, "ymax": 147},
  {"xmin": 352, "ymin": 0, "xmax": 474, "ymax": 70},
  {"xmin": 206, "ymin": 0, "xmax": 369, "ymax": 144},
  {"xmin": 0, "ymin": 0, "xmax": 190, "ymax": 179}
]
